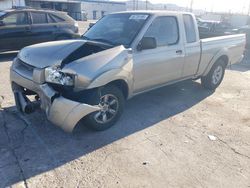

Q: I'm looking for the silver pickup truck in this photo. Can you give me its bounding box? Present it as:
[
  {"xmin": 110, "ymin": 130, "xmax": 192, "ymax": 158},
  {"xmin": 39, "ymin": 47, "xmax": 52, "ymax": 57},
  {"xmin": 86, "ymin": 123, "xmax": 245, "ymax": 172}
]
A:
[{"xmin": 10, "ymin": 11, "xmax": 245, "ymax": 132}]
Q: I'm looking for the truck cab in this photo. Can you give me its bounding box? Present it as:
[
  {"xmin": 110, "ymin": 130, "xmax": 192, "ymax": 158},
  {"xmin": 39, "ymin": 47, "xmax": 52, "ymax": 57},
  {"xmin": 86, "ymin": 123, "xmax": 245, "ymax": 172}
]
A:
[{"xmin": 129, "ymin": 12, "xmax": 201, "ymax": 93}]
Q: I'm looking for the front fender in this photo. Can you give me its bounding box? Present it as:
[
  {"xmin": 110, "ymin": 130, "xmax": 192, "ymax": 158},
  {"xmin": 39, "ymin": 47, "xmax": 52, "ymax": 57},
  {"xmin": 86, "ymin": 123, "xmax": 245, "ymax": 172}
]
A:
[{"xmin": 86, "ymin": 61, "xmax": 134, "ymax": 98}]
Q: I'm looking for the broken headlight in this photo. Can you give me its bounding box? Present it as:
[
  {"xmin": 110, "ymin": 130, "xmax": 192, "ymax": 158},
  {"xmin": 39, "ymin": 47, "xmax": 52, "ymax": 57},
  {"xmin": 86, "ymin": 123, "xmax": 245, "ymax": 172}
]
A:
[{"xmin": 44, "ymin": 67, "xmax": 75, "ymax": 86}]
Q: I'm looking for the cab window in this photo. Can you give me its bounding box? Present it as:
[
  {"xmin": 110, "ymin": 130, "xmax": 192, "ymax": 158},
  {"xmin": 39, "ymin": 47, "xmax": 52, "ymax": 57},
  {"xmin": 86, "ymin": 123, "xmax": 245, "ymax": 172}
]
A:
[
  {"xmin": 51, "ymin": 14, "xmax": 65, "ymax": 22},
  {"xmin": 48, "ymin": 14, "xmax": 65, "ymax": 23},
  {"xmin": 183, "ymin": 14, "xmax": 197, "ymax": 43},
  {"xmin": 47, "ymin": 14, "xmax": 56, "ymax": 23},
  {"xmin": 144, "ymin": 16, "xmax": 179, "ymax": 47},
  {"xmin": 2, "ymin": 12, "xmax": 28, "ymax": 25}
]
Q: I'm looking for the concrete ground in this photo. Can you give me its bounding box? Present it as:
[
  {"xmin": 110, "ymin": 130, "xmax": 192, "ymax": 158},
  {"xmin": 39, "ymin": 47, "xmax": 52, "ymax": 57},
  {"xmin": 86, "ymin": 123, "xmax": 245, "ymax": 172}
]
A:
[{"xmin": 0, "ymin": 53, "xmax": 250, "ymax": 188}]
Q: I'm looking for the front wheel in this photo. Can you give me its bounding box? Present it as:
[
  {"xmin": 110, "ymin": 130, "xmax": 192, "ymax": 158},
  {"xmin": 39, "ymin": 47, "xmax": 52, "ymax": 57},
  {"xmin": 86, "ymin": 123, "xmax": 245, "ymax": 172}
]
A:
[
  {"xmin": 201, "ymin": 60, "xmax": 226, "ymax": 90},
  {"xmin": 85, "ymin": 85, "xmax": 125, "ymax": 131}
]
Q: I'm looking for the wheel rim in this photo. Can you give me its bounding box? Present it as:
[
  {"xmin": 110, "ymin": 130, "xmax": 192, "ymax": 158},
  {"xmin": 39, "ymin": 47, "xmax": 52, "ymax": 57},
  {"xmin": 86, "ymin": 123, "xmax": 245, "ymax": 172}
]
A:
[
  {"xmin": 212, "ymin": 65, "xmax": 223, "ymax": 85},
  {"xmin": 94, "ymin": 94, "xmax": 119, "ymax": 124}
]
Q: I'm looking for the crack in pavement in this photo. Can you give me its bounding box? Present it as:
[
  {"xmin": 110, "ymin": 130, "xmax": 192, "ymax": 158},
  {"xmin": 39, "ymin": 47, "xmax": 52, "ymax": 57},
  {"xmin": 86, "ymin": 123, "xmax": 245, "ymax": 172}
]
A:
[
  {"xmin": 13, "ymin": 110, "xmax": 64, "ymax": 184},
  {"xmin": 88, "ymin": 147, "xmax": 131, "ymax": 176},
  {"xmin": 217, "ymin": 136, "xmax": 250, "ymax": 160},
  {"xmin": 1, "ymin": 110, "xmax": 29, "ymax": 188},
  {"xmin": 2, "ymin": 109, "xmax": 65, "ymax": 186}
]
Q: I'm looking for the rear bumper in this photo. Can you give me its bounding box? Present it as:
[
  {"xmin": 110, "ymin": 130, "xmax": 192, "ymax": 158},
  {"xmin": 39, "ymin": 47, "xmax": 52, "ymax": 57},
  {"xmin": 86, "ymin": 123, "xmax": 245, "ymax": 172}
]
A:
[{"xmin": 10, "ymin": 68, "xmax": 100, "ymax": 132}]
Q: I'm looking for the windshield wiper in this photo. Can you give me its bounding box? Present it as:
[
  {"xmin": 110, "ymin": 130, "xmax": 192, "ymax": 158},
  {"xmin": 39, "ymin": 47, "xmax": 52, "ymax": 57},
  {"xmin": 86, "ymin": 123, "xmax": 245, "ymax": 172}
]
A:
[
  {"xmin": 82, "ymin": 36, "xmax": 120, "ymax": 46},
  {"xmin": 90, "ymin": 38, "xmax": 117, "ymax": 46}
]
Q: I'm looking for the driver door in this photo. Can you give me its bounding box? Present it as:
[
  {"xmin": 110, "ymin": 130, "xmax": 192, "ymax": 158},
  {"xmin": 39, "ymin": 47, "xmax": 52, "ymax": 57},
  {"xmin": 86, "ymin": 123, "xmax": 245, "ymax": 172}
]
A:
[{"xmin": 133, "ymin": 16, "xmax": 185, "ymax": 93}]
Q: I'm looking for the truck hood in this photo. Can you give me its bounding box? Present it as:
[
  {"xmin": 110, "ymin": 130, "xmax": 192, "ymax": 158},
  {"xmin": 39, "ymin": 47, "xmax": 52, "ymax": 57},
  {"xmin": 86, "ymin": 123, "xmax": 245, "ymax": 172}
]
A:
[{"xmin": 18, "ymin": 39, "xmax": 113, "ymax": 68}]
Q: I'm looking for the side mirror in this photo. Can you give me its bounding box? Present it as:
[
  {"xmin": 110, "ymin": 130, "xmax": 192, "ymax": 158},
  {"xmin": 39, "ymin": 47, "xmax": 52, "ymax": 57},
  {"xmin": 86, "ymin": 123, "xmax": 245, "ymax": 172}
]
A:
[
  {"xmin": 0, "ymin": 20, "xmax": 4, "ymax": 26},
  {"xmin": 137, "ymin": 37, "xmax": 157, "ymax": 51}
]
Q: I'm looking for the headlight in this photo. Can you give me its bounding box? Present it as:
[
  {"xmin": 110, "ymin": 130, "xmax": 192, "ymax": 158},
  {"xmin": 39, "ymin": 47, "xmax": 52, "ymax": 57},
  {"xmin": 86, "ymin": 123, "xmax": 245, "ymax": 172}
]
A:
[{"xmin": 44, "ymin": 67, "xmax": 75, "ymax": 86}]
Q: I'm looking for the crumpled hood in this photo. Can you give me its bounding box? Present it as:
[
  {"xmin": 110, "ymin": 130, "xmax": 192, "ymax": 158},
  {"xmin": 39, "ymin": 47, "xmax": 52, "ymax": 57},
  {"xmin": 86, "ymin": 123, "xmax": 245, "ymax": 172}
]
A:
[
  {"xmin": 17, "ymin": 39, "xmax": 132, "ymax": 89},
  {"xmin": 17, "ymin": 39, "xmax": 107, "ymax": 68}
]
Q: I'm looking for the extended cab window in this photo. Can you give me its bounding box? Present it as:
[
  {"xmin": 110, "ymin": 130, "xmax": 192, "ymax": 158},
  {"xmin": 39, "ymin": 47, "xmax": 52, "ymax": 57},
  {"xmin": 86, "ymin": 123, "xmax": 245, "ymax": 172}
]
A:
[
  {"xmin": 144, "ymin": 16, "xmax": 179, "ymax": 46},
  {"xmin": 183, "ymin": 14, "xmax": 197, "ymax": 43},
  {"xmin": 31, "ymin": 12, "xmax": 47, "ymax": 24},
  {"xmin": 2, "ymin": 12, "xmax": 28, "ymax": 25}
]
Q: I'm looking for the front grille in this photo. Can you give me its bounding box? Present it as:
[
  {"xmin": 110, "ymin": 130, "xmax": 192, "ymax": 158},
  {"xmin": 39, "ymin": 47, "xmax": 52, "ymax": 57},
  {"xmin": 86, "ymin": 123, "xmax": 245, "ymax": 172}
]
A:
[
  {"xmin": 13, "ymin": 58, "xmax": 35, "ymax": 80},
  {"xmin": 16, "ymin": 58, "xmax": 35, "ymax": 71}
]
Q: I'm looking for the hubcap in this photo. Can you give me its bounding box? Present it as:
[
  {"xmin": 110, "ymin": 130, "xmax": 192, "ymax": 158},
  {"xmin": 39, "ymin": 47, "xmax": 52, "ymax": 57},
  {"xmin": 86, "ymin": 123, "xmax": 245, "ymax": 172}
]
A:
[
  {"xmin": 212, "ymin": 66, "xmax": 223, "ymax": 85},
  {"xmin": 94, "ymin": 94, "xmax": 119, "ymax": 124}
]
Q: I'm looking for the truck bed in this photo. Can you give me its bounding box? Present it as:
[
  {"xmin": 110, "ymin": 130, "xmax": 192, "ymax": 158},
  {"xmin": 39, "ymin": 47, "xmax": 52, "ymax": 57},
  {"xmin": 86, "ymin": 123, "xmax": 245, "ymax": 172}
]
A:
[{"xmin": 197, "ymin": 34, "xmax": 246, "ymax": 76}]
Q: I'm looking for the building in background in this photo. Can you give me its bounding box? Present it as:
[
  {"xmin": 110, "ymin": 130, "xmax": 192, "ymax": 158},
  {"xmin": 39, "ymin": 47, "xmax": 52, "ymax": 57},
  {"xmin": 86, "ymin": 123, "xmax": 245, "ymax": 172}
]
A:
[
  {"xmin": 81, "ymin": 0, "xmax": 125, "ymax": 20},
  {"xmin": 26, "ymin": 0, "xmax": 126, "ymax": 20},
  {"xmin": 125, "ymin": 0, "xmax": 205, "ymax": 15},
  {"xmin": 0, "ymin": 0, "xmax": 25, "ymax": 10},
  {"xmin": 1, "ymin": 0, "xmax": 250, "ymax": 27},
  {"xmin": 200, "ymin": 13, "xmax": 250, "ymax": 27}
]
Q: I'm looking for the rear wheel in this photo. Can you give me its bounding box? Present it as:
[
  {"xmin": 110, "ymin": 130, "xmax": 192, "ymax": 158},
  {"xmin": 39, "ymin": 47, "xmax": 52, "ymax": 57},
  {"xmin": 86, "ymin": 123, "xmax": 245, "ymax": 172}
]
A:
[
  {"xmin": 85, "ymin": 85, "xmax": 125, "ymax": 131},
  {"xmin": 201, "ymin": 59, "xmax": 226, "ymax": 90}
]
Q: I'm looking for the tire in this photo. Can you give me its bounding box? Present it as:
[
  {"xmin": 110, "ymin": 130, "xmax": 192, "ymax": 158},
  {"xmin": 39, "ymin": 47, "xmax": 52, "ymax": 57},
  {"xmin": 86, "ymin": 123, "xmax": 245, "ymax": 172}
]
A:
[
  {"xmin": 201, "ymin": 59, "xmax": 226, "ymax": 90},
  {"xmin": 84, "ymin": 85, "xmax": 125, "ymax": 131}
]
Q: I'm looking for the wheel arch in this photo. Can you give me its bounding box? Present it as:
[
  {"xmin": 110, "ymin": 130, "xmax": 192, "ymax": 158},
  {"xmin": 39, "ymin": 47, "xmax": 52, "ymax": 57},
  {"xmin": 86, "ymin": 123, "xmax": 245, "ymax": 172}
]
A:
[
  {"xmin": 106, "ymin": 79, "xmax": 129, "ymax": 99},
  {"xmin": 86, "ymin": 69, "xmax": 133, "ymax": 99},
  {"xmin": 202, "ymin": 49, "xmax": 229, "ymax": 77},
  {"xmin": 217, "ymin": 55, "xmax": 229, "ymax": 67}
]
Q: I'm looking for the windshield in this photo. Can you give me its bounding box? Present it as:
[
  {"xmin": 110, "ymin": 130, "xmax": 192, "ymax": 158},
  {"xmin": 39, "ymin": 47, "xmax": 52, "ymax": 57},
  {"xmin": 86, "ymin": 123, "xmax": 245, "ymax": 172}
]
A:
[{"xmin": 83, "ymin": 13, "xmax": 150, "ymax": 47}]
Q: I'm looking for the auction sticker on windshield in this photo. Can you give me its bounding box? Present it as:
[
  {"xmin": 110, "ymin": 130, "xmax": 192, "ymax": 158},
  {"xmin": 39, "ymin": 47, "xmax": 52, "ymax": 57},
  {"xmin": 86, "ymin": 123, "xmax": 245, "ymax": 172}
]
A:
[{"xmin": 129, "ymin": 15, "xmax": 148, "ymax": 20}]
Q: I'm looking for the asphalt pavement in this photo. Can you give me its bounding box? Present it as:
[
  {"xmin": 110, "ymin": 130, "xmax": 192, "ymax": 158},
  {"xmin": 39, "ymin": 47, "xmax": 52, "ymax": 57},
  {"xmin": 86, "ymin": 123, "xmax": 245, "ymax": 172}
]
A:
[{"xmin": 0, "ymin": 44, "xmax": 250, "ymax": 187}]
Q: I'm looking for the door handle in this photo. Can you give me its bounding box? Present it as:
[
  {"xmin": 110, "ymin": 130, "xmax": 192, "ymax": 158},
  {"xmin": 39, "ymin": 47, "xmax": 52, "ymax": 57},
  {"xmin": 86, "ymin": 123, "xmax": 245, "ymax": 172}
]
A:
[{"xmin": 176, "ymin": 50, "xmax": 183, "ymax": 54}]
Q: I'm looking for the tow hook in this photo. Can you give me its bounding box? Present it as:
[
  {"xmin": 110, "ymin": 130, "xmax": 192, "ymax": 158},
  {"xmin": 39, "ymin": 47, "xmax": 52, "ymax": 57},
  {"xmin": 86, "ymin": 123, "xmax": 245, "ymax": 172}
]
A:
[{"xmin": 14, "ymin": 92, "xmax": 40, "ymax": 114}]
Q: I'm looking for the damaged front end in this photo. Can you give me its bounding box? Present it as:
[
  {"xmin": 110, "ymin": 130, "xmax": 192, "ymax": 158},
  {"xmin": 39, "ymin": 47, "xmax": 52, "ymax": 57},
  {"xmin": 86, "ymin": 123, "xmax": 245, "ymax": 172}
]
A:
[
  {"xmin": 12, "ymin": 80, "xmax": 100, "ymax": 132},
  {"xmin": 10, "ymin": 39, "xmax": 132, "ymax": 132}
]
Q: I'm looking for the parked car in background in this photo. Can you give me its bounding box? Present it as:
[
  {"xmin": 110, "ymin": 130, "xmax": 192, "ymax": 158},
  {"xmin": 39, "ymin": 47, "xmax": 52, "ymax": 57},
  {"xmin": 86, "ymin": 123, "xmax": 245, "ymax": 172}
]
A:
[
  {"xmin": 198, "ymin": 19, "xmax": 235, "ymax": 39},
  {"xmin": 236, "ymin": 25, "xmax": 250, "ymax": 49},
  {"xmin": 0, "ymin": 7, "xmax": 80, "ymax": 52}
]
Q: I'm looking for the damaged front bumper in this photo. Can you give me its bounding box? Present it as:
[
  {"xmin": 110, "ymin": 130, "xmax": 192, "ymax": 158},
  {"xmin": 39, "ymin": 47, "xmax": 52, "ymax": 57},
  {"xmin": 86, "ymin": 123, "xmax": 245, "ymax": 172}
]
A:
[{"xmin": 10, "ymin": 68, "xmax": 100, "ymax": 132}]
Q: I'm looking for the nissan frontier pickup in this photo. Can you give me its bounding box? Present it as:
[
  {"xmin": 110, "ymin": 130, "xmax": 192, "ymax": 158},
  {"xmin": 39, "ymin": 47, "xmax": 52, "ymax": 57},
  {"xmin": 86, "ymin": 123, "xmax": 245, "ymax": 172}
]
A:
[{"xmin": 10, "ymin": 11, "xmax": 246, "ymax": 132}]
